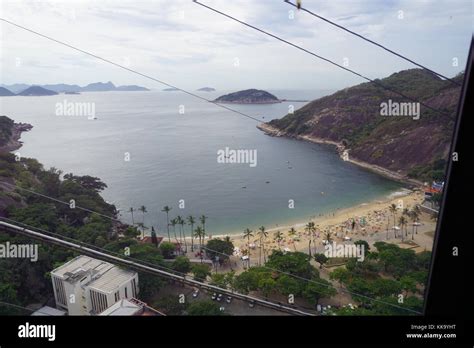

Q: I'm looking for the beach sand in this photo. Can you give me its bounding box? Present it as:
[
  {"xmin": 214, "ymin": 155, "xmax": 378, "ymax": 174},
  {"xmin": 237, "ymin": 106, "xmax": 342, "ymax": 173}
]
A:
[{"xmin": 182, "ymin": 189, "xmax": 435, "ymax": 268}]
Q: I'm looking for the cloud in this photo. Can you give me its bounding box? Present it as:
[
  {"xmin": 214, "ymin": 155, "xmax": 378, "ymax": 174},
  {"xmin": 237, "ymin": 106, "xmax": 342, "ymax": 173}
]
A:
[{"xmin": 0, "ymin": 0, "xmax": 471, "ymax": 90}]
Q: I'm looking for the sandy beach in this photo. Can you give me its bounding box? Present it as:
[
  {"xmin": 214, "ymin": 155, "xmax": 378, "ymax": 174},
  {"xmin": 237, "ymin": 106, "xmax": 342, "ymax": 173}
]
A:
[{"xmin": 184, "ymin": 188, "xmax": 436, "ymax": 269}]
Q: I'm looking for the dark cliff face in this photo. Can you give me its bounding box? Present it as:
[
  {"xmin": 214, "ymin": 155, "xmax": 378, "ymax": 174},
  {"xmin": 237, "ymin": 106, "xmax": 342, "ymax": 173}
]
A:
[
  {"xmin": 268, "ymin": 69, "xmax": 463, "ymax": 181},
  {"xmin": 215, "ymin": 89, "xmax": 280, "ymax": 104}
]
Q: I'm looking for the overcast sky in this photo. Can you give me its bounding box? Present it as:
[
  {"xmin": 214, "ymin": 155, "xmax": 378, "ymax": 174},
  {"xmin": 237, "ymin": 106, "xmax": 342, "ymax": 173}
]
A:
[{"xmin": 0, "ymin": 0, "xmax": 472, "ymax": 90}]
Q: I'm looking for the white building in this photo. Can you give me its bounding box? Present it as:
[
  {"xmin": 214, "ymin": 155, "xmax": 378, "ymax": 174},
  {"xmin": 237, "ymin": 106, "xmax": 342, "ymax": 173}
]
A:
[
  {"xmin": 31, "ymin": 306, "xmax": 67, "ymax": 316},
  {"xmin": 99, "ymin": 298, "xmax": 143, "ymax": 316},
  {"xmin": 51, "ymin": 255, "xmax": 139, "ymax": 315}
]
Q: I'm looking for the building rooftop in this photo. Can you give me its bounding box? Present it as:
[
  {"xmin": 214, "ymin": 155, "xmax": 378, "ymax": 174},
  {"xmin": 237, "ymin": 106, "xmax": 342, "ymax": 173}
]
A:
[
  {"xmin": 31, "ymin": 306, "xmax": 67, "ymax": 316},
  {"xmin": 88, "ymin": 265, "xmax": 137, "ymax": 293},
  {"xmin": 99, "ymin": 299, "xmax": 142, "ymax": 316},
  {"xmin": 140, "ymin": 236, "xmax": 163, "ymax": 245},
  {"xmin": 51, "ymin": 255, "xmax": 110, "ymax": 280},
  {"xmin": 52, "ymin": 255, "xmax": 137, "ymax": 292}
]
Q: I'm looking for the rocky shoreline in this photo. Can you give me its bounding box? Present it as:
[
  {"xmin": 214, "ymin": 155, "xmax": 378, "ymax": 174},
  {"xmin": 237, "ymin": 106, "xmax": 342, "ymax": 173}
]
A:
[
  {"xmin": 257, "ymin": 123, "xmax": 423, "ymax": 187},
  {"xmin": 0, "ymin": 122, "xmax": 33, "ymax": 153}
]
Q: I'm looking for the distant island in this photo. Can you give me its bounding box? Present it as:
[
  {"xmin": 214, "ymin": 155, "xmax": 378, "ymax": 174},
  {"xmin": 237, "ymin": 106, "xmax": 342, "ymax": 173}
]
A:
[
  {"xmin": 214, "ymin": 89, "xmax": 281, "ymax": 104},
  {"xmin": 163, "ymin": 87, "xmax": 179, "ymax": 91},
  {"xmin": 0, "ymin": 81, "xmax": 150, "ymax": 94},
  {"xmin": 0, "ymin": 87, "xmax": 15, "ymax": 97},
  {"xmin": 116, "ymin": 85, "xmax": 149, "ymax": 91},
  {"xmin": 17, "ymin": 86, "xmax": 58, "ymax": 96},
  {"xmin": 197, "ymin": 87, "xmax": 216, "ymax": 92}
]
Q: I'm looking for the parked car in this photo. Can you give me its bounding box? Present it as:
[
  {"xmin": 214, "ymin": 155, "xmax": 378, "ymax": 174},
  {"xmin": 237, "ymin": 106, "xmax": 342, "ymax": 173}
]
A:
[
  {"xmin": 248, "ymin": 301, "xmax": 255, "ymax": 308},
  {"xmin": 192, "ymin": 290, "xmax": 199, "ymax": 298},
  {"xmin": 226, "ymin": 296, "xmax": 232, "ymax": 304},
  {"xmin": 217, "ymin": 294, "xmax": 223, "ymax": 302},
  {"xmin": 211, "ymin": 293, "xmax": 217, "ymax": 300}
]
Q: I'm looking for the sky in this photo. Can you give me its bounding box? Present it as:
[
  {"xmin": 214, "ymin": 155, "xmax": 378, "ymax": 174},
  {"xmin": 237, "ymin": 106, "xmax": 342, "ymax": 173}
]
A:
[{"xmin": 0, "ymin": 0, "xmax": 472, "ymax": 91}]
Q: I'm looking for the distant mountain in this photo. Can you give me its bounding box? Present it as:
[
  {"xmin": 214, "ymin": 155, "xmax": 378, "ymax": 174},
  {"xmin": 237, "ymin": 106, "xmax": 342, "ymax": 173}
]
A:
[
  {"xmin": 82, "ymin": 81, "xmax": 116, "ymax": 92},
  {"xmin": 163, "ymin": 87, "xmax": 179, "ymax": 91},
  {"xmin": 197, "ymin": 87, "xmax": 216, "ymax": 92},
  {"xmin": 260, "ymin": 69, "xmax": 463, "ymax": 182},
  {"xmin": 0, "ymin": 87, "xmax": 15, "ymax": 96},
  {"xmin": 0, "ymin": 84, "xmax": 30, "ymax": 94},
  {"xmin": 42, "ymin": 83, "xmax": 82, "ymax": 93},
  {"xmin": 17, "ymin": 86, "xmax": 58, "ymax": 96},
  {"xmin": 1, "ymin": 82, "xmax": 150, "ymax": 93},
  {"xmin": 215, "ymin": 89, "xmax": 280, "ymax": 104},
  {"xmin": 115, "ymin": 85, "xmax": 149, "ymax": 91}
]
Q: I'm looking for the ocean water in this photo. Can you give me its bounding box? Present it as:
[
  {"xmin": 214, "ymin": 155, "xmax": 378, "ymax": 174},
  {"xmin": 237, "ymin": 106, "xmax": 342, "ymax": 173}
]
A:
[{"xmin": 0, "ymin": 90, "xmax": 401, "ymax": 236}]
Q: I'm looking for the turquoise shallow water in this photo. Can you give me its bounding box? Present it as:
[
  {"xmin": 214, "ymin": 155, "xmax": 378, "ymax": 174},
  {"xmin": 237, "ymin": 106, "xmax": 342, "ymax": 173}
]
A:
[{"xmin": 1, "ymin": 89, "xmax": 401, "ymax": 236}]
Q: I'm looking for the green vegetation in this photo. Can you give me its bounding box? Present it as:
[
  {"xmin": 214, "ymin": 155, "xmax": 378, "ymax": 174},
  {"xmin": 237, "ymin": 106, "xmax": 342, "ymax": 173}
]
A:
[
  {"xmin": 172, "ymin": 256, "xmax": 192, "ymax": 274},
  {"xmin": 268, "ymin": 69, "xmax": 462, "ymax": 181},
  {"xmin": 232, "ymin": 251, "xmax": 336, "ymax": 305},
  {"xmin": 0, "ymin": 116, "xmax": 15, "ymax": 146},
  {"xmin": 152, "ymin": 295, "xmax": 187, "ymax": 316},
  {"xmin": 205, "ymin": 237, "xmax": 234, "ymax": 263},
  {"xmin": 329, "ymin": 242, "xmax": 430, "ymax": 315},
  {"xmin": 209, "ymin": 271, "xmax": 235, "ymax": 288},
  {"xmin": 159, "ymin": 241, "xmax": 176, "ymax": 259},
  {"xmin": 187, "ymin": 300, "xmax": 224, "ymax": 316},
  {"xmin": 0, "ymin": 134, "xmax": 170, "ymax": 307},
  {"xmin": 408, "ymin": 158, "xmax": 447, "ymax": 182},
  {"xmin": 191, "ymin": 264, "xmax": 211, "ymax": 282}
]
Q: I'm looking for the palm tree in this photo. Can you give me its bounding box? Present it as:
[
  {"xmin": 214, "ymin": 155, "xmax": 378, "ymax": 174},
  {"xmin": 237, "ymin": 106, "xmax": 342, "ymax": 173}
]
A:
[
  {"xmin": 402, "ymin": 207, "xmax": 410, "ymax": 217},
  {"xmin": 139, "ymin": 205, "xmax": 147, "ymax": 226},
  {"xmin": 305, "ymin": 221, "xmax": 316, "ymax": 255},
  {"xmin": 151, "ymin": 226, "xmax": 158, "ymax": 246},
  {"xmin": 324, "ymin": 230, "xmax": 333, "ymax": 245},
  {"xmin": 170, "ymin": 218, "xmax": 179, "ymax": 246},
  {"xmin": 162, "ymin": 206, "xmax": 172, "ymax": 242},
  {"xmin": 194, "ymin": 226, "xmax": 205, "ymax": 263},
  {"xmin": 200, "ymin": 215, "xmax": 208, "ymax": 234},
  {"xmin": 274, "ymin": 231, "xmax": 283, "ymax": 251},
  {"xmin": 175, "ymin": 215, "xmax": 182, "ymax": 245},
  {"xmin": 187, "ymin": 215, "xmax": 196, "ymax": 252},
  {"xmin": 243, "ymin": 228, "xmax": 253, "ymax": 267},
  {"xmin": 288, "ymin": 227, "xmax": 296, "ymax": 238},
  {"xmin": 413, "ymin": 204, "xmax": 421, "ymax": 216},
  {"xmin": 288, "ymin": 227, "xmax": 297, "ymax": 251},
  {"xmin": 409, "ymin": 209, "xmax": 419, "ymax": 240},
  {"xmin": 389, "ymin": 204, "xmax": 398, "ymax": 237},
  {"xmin": 177, "ymin": 215, "xmax": 187, "ymax": 253},
  {"xmin": 398, "ymin": 216, "xmax": 407, "ymax": 241},
  {"xmin": 257, "ymin": 226, "xmax": 268, "ymax": 265},
  {"xmin": 129, "ymin": 207, "xmax": 135, "ymax": 225}
]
